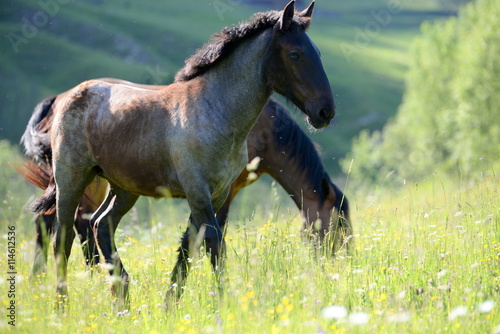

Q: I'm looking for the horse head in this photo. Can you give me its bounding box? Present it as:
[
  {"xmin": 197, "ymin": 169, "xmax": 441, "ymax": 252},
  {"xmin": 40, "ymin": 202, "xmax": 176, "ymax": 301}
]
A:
[{"xmin": 265, "ymin": 1, "xmax": 335, "ymax": 129}]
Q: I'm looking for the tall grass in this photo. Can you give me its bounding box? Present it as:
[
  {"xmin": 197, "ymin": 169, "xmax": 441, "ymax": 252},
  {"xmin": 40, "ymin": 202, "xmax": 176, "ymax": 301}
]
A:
[{"xmin": 0, "ymin": 141, "xmax": 498, "ymax": 333}]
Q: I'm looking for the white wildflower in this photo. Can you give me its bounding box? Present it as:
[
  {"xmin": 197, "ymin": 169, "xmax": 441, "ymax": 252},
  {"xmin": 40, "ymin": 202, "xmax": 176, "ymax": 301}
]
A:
[
  {"xmin": 387, "ymin": 312, "xmax": 411, "ymax": 323},
  {"xmin": 348, "ymin": 312, "xmax": 369, "ymax": 325},
  {"xmin": 320, "ymin": 305, "xmax": 348, "ymax": 320},
  {"xmin": 448, "ymin": 306, "xmax": 467, "ymax": 321},
  {"xmin": 477, "ymin": 300, "xmax": 495, "ymax": 313}
]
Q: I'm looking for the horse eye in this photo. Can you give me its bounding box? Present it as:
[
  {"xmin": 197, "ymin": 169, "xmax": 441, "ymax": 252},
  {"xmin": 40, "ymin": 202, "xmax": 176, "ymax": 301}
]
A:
[{"xmin": 288, "ymin": 52, "xmax": 301, "ymax": 61}]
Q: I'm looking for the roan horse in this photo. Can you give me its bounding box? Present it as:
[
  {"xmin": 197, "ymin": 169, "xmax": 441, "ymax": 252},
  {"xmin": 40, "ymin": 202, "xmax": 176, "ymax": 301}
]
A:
[
  {"xmin": 19, "ymin": 89, "xmax": 351, "ymax": 275},
  {"xmin": 28, "ymin": 1, "xmax": 335, "ymax": 308}
]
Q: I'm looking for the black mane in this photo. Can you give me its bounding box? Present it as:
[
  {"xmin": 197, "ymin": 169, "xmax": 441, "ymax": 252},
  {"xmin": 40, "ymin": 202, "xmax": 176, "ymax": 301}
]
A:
[
  {"xmin": 174, "ymin": 9, "xmax": 311, "ymax": 82},
  {"xmin": 267, "ymin": 99, "xmax": 331, "ymax": 201},
  {"xmin": 268, "ymin": 100, "xmax": 349, "ymax": 217}
]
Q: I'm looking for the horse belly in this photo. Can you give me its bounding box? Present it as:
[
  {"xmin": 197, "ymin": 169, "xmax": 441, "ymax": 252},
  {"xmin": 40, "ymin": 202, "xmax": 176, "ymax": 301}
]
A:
[
  {"xmin": 99, "ymin": 158, "xmax": 183, "ymax": 198},
  {"xmin": 89, "ymin": 137, "xmax": 183, "ymax": 198}
]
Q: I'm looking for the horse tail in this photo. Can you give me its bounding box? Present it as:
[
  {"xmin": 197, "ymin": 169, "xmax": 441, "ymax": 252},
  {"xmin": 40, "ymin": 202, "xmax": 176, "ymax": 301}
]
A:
[
  {"xmin": 18, "ymin": 96, "xmax": 57, "ymax": 215},
  {"xmin": 30, "ymin": 183, "xmax": 57, "ymax": 216},
  {"xmin": 12, "ymin": 160, "xmax": 52, "ymax": 191},
  {"xmin": 12, "ymin": 160, "xmax": 57, "ymax": 215},
  {"xmin": 20, "ymin": 96, "xmax": 57, "ymax": 162}
]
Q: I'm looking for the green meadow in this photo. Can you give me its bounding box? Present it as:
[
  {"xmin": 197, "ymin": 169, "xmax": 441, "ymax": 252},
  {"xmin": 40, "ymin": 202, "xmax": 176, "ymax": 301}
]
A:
[
  {"xmin": 1, "ymin": 0, "xmax": 499, "ymax": 333},
  {"xmin": 0, "ymin": 141, "xmax": 498, "ymax": 333}
]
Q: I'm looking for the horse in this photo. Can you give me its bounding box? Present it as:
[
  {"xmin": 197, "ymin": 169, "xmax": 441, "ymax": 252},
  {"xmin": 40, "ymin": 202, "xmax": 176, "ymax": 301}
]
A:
[
  {"xmin": 27, "ymin": 1, "xmax": 335, "ymax": 308},
  {"xmin": 216, "ymin": 98, "xmax": 350, "ymax": 248},
  {"xmin": 19, "ymin": 88, "xmax": 350, "ymax": 276}
]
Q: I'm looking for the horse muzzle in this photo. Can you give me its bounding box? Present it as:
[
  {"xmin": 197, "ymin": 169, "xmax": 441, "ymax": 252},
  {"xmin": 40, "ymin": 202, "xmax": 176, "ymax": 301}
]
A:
[{"xmin": 306, "ymin": 101, "xmax": 335, "ymax": 129}]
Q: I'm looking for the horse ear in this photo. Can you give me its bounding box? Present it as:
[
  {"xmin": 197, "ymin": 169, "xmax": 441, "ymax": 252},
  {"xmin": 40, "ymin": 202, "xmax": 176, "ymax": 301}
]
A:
[
  {"xmin": 299, "ymin": 1, "xmax": 315, "ymax": 18},
  {"xmin": 280, "ymin": 0, "xmax": 295, "ymax": 31}
]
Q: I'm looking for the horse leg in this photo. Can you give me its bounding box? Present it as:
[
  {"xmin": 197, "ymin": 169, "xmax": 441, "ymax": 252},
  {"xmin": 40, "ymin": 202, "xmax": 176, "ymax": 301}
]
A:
[
  {"xmin": 329, "ymin": 184, "xmax": 353, "ymax": 255},
  {"xmin": 215, "ymin": 183, "xmax": 237, "ymax": 234},
  {"xmin": 166, "ymin": 187, "xmax": 223, "ymax": 306},
  {"xmin": 53, "ymin": 168, "xmax": 95, "ymax": 307},
  {"xmin": 79, "ymin": 189, "xmax": 115, "ymax": 268},
  {"xmin": 78, "ymin": 177, "xmax": 109, "ymax": 268},
  {"xmin": 168, "ymin": 226, "xmax": 191, "ymax": 301},
  {"xmin": 76, "ymin": 191, "xmax": 114, "ymax": 268},
  {"xmin": 210, "ymin": 193, "xmax": 232, "ymax": 294},
  {"xmin": 216, "ymin": 170, "xmax": 260, "ymax": 233},
  {"xmin": 331, "ymin": 210, "xmax": 353, "ymax": 255},
  {"xmin": 93, "ymin": 185, "xmax": 138, "ymax": 309},
  {"xmin": 31, "ymin": 214, "xmax": 55, "ymax": 276},
  {"xmin": 75, "ymin": 210, "xmax": 99, "ymax": 268},
  {"xmin": 74, "ymin": 177, "xmax": 109, "ymax": 268}
]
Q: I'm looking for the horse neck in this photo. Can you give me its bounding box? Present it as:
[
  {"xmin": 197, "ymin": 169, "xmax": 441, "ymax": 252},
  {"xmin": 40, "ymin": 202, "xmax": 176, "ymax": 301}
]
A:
[
  {"xmin": 270, "ymin": 158, "xmax": 326, "ymax": 211},
  {"xmin": 201, "ymin": 30, "xmax": 273, "ymax": 134},
  {"xmin": 254, "ymin": 116, "xmax": 329, "ymax": 210}
]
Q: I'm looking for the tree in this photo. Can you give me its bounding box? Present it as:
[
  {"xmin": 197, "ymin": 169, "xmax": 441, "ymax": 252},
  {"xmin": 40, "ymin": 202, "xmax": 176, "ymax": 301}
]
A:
[{"xmin": 342, "ymin": 0, "xmax": 500, "ymax": 188}]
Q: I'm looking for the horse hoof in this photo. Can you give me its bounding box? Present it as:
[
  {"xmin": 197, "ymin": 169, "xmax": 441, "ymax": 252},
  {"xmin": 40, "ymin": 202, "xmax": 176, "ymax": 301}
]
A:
[
  {"xmin": 55, "ymin": 293, "xmax": 69, "ymax": 312},
  {"xmin": 164, "ymin": 288, "xmax": 182, "ymax": 312}
]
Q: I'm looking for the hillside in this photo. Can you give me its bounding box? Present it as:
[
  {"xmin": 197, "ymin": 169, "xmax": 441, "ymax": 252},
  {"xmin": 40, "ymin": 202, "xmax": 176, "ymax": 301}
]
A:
[{"xmin": 0, "ymin": 0, "xmax": 464, "ymax": 174}]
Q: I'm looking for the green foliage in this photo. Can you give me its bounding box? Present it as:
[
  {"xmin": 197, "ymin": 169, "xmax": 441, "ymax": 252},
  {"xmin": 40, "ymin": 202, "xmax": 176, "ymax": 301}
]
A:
[{"xmin": 343, "ymin": 0, "xmax": 500, "ymax": 187}]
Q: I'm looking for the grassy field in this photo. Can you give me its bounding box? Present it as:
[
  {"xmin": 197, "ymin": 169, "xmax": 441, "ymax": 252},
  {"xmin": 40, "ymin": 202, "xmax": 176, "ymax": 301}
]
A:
[
  {"xmin": 0, "ymin": 141, "xmax": 498, "ymax": 333},
  {"xmin": 3, "ymin": 1, "xmax": 497, "ymax": 333}
]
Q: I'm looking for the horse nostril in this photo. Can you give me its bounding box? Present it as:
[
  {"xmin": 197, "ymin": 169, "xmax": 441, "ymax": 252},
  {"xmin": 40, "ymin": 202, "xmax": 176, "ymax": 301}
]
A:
[{"xmin": 319, "ymin": 108, "xmax": 333, "ymax": 121}]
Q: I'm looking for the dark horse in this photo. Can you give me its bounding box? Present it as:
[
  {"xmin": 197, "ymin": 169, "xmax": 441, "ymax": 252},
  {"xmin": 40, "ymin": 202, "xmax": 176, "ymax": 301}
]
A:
[
  {"xmin": 19, "ymin": 88, "xmax": 350, "ymax": 275},
  {"xmin": 27, "ymin": 1, "xmax": 335, "ymax": 308}
]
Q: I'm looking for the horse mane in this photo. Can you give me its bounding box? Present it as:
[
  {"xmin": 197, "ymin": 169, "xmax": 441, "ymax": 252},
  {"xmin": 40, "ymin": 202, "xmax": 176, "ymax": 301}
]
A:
[
  {"xmin": 267, "ymin": 99, "xmax": 332, "ymax": 201},
  {"xmin": 174, "ymin": 9, "xmax": 311, "ymax": 82}
]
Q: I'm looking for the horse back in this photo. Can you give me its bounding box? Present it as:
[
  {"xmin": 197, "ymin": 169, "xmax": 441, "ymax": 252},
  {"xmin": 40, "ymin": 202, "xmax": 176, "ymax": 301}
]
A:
[{"xmin": 52, "ymin": 79, "xmax": 220, "ymax": 197}]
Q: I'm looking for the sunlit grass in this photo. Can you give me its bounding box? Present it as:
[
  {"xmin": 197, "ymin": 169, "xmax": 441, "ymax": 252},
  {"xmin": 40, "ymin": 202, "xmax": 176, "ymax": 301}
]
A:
[{"xmin": 0, "ymin": 173, "xmax": 498, "ymax": 333}]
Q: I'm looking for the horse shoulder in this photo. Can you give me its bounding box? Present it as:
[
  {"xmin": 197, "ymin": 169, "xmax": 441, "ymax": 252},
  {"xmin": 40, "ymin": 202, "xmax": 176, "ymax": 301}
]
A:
[{"xmin": 245, "ymin": 102, "xmax": 278, "ymax": 161}]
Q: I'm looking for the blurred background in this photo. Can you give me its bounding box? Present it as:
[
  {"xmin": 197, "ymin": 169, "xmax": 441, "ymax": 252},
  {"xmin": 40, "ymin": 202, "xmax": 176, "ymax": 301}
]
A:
[{"xmin": 1, "ymin": 0, "xmax": 498, "ymax": 200}]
